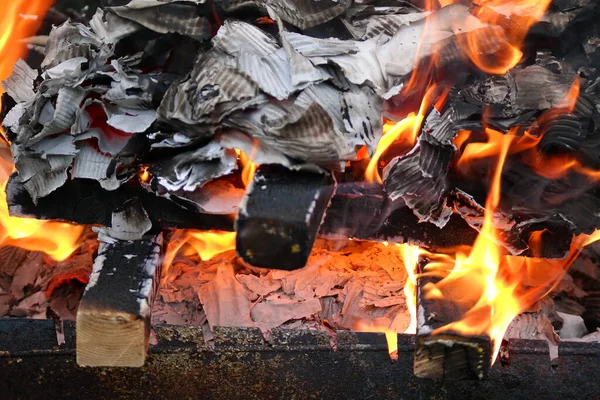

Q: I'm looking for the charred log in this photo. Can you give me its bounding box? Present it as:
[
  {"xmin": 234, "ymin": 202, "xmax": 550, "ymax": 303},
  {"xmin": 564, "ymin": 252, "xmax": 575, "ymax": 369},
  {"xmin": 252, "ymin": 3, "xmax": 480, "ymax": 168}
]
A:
[
  {"xmin": 76, "ymin": 232, "xmax": 163, "ymax": 367},
  {"xmin": 582, "ymin": 292, "xmax": 600, "ymax": 333},
  {"xmin": 235, "ymin": 164, "xmax": 335, "ymax": 270},
  {"xmin": 6, "ymin": 172, "xmax": 233, "ymax": 231},
  {"xmin": 414, "ymin": 258, "xmax": 493, "ymax": 380},
  {"xmin": 320, "ymin": 184, "xmax": 479, "ymax": 250}
]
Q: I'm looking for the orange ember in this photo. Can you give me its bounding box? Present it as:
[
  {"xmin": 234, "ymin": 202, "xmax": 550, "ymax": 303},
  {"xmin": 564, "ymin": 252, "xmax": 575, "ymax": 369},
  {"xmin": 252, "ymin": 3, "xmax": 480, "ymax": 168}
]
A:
[
  {"xmin": 139, "ymin": 166, "xmax": 151, "ymax": 183},
  {"xmin": 0, "ymin": 0, "xmax": 83, "ymax": 261}
]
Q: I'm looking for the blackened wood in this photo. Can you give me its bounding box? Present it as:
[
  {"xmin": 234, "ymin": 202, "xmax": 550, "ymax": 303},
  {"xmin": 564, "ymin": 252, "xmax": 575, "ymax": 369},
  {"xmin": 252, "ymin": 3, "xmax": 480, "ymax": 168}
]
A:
[
  {"xmin": 8, "ymin": 172, "xmax": 570, "ymax": 258},
  {"xmin": 414, "ymin": 259, "xmax": 492, "ymax": 380},
  {"xmin": 76, "ymin": 233, "xmax": 163, "ymax": 367},
  {"xmin": 7, "ymin": 172, "xmax": 233, "ymax": 231},
  {"xmin": 236, "ymin": 164, "xmax": 335, "ymax": 270},
  {"xmin": 582, "ymin": 292, "xmax": 600, "ymax": 333},
  {"xmin": 320, "ymin": 185, "xmax": 480, "ymax": 250}
]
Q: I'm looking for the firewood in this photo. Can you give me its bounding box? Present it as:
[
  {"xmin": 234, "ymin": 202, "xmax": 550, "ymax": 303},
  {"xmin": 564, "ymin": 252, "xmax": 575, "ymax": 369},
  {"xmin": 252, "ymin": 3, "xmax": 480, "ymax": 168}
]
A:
[
  {"xmin": 235, "ymin": 164, "xmax": 335, "ymax": 270},
  {"xmin": 320, "ymin": 185, "xmax": 479, "ymax": 250},
  {"xmin": 582, "ymin": 292, "xmax": 600, "ymax": 333},
  {"xmin": 76, "ymin": 232, "xmax": 163, "ymax": 367},
  {"xmin": 6, "ymin": 172, "xmax": 234, "ymax": 231},
  {"xmin": 413, "ymin": 259, "xmax": 492, "ymax": 380}
]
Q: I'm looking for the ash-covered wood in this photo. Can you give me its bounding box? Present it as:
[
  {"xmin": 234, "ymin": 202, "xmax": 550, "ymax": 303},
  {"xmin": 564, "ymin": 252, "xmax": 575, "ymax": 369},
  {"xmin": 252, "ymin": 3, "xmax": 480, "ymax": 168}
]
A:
[
  {"xmin": 236, "ymin": 164, "xmax": 335, "ymax": 270},
  {"xmin": 414, "ymin": 259, "xmax": 493, "ymax": 380},
  {"xmin": 76, "ymin": 232, "xmax": 163, "ymax": 367}
]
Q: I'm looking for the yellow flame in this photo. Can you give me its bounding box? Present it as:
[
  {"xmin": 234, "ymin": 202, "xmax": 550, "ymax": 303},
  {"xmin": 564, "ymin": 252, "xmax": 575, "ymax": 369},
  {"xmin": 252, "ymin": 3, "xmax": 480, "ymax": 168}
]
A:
[{"xmin": 238, "ymin": 150, "xmax": 258, "ymax": 188}]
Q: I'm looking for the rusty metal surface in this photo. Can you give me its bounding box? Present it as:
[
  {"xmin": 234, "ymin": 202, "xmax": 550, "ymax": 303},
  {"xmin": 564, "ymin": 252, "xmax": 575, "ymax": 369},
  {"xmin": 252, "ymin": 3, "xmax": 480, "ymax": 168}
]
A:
[{"xmin": 0, "ymin": 319, "xmax": 599, "ymax": 400}]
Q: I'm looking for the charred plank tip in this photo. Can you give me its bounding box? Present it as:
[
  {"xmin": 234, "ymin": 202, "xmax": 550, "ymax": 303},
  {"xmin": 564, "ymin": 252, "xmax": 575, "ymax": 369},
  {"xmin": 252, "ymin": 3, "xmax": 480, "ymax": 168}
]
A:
[
  {"xmin": 235, "ymin": 164, "xmax": 335, "ymax": 270},
  {"xmin": 414, "ymin": 332, "xmax": 492, "ymax": 380}
]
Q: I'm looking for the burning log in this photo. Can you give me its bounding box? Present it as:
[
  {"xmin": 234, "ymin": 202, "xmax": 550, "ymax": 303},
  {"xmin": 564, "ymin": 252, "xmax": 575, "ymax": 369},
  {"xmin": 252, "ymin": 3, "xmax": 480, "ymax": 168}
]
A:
[
  {"xmin": 76, "ymin": 232, "xmax": 163, "ymax": 367},
  {"xmin": 236, "ymin": 164, "xmax": 335, "ymax": 270},
  {"xmin": 413, "ymin": 258, "xmax": 493, "ymax": 380}
]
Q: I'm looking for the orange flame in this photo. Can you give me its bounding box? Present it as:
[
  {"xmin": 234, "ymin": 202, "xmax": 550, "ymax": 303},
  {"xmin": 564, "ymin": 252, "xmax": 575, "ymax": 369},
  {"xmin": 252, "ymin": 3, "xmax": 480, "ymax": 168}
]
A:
[
  {"xmin": 352, "ymin": 243, "xmax": 423, "ymax": 357},
  {"xmin": 425, "ymin": 129, "xmax": 514, "ymax": 361},
  {"xmin": 458, "ymin": 0, "xmax": 552, "ymax": 74},
  {"xmin": 138, "ymin": 166, "xmax": 151, "ymax": 183},
  {"xmin": 365, "ymin": 115, "xmax": 419, "ymax": 184},
  {"xmin": 367, "ymin": 0, "xmax": 549, "ymax": 183},
  {"xmin": 162, "ymin": 230, "xmax": 236, "ymax": 281},
  {"xmin": 235, "ymin": 149, "xmax": 258, "ymax": 188},
  {"xmin": 365, "ymin": 84, "xmax": 449, "ymax": 183},
  {"xmin": 411, "ymin": 63, "xmax": 600, "ymax": 363},
  {"xmin": 353, "ymin": 319, "xmax": 400, "ymax": 359},
  {"xmin": 422, "ymin": 122, "xmax": 600, "ymax": 363},
  {"xmin": 0, "ymin": 0, "xmax": 53, "ymax": 81},
  {"xmin": 0, "ymin": 0, "xmax": 84, "ymax": 261},
  {"xmin": 397, "ymin": 243, "xmax": 423, "ymax": 335}
]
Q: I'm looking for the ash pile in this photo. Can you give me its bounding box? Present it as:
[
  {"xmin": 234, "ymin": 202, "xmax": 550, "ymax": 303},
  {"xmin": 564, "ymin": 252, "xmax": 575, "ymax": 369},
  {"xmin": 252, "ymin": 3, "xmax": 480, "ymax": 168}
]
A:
[{"xmin": 3, "ymin": 0, "xmax": 600, "ymax": 269}]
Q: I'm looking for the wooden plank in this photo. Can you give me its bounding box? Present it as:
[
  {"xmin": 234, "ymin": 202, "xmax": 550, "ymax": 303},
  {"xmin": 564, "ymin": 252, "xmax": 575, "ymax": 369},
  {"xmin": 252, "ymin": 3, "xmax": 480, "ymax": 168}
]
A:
[
  {"xmin": 8, "ymin": 171, "xmax": 571, "ymax": 260},
  {"xmin": 6, "ymin": 172, "xmax": 233, "ymax": 231},
  {"xmin": 413, "ymin": 259, "xmax": 492, "ymax": 380},
  {"xmin": 236, "ymin": 164, "xmax": 335, "ymax": 270},
  {"xmin": 76, "ymin": 233, "xmax": 163, "ymax": 367},
  {"xmin": 320, "ymin": 185, "xmax": 480, "ymax": 250}
]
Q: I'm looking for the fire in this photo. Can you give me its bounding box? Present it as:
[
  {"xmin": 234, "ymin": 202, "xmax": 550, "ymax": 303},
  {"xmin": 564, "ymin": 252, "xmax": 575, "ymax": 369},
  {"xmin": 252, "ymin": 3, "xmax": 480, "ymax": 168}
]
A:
[
  {"xmin": 138, "ymin": 166, "xmax": 151, "ymax": 183},
  {"xmin": 366, "ymin": 85, "xmax": 448, "ymax": 183},
  {"xmin": 420, "ymin": 125, "xmax": 600, "ymax": 362},
  {"xmin": 364, "ymin": 0, "xmax": 595, "ymax": 363},
  {"xmin": 238, "ymin": 150, "xmax": 258, "ymax": 188},
  {"xmin": 397, "ymin": 243, "xmax": 423, "ymax": 335},
  {"xmin": 162, "ymin": 230, "xmax": 236, "ymax": 282},
  {"xmin": 0, "ymin": 0, "xmax": 84, "ymax": 261},
  {"xmin": 423, "ymin": 130, "xmax": 514, "ymax": 360},
  {"xmin": 352, "ymin": 243, "xmax": 423, "ymax": 357},
  {"xmin": 0, "ymin": 0, "xmax": 53, "ymax": 81},
  {"xmin": 365, "ymin": 115, "xmax": 418, "ymax": 184},
  {"xmin": 234, "ymin": 148, "xmax": 258, "ymax": 188},
  {"xmin": 457, "ymin": 0, "xmax": 552, "ymax": 74}
]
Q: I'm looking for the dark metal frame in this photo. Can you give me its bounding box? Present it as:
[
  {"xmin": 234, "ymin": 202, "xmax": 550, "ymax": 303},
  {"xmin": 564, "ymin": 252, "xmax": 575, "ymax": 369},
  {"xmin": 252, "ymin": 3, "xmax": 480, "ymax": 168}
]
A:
[{"xmin": 0, "ymin": 319, "xmax": 598, "ymax": 399}]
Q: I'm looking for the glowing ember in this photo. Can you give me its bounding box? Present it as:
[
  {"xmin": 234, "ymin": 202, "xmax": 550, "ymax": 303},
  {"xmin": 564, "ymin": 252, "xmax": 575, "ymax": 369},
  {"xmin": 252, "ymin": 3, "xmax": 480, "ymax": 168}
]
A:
[
  {"xmin": 0, "ymin": 0, "xmax": 83, "ymax": 261},
  {"xmin": 139, "ymin": 166, "xmax": 151, "ymax": 183}
]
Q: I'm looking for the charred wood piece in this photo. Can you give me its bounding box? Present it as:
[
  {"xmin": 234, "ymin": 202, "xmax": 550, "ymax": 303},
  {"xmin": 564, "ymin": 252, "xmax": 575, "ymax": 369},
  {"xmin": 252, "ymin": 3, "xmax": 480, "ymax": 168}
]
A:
[
  {"xmin": 582, "ymin": 292, "xmax": 600, "ymax": 333},
  {"xmin": 6, "ymin": 172, "xmax": 233, "ymax": 231},
  {"xmin": 236, "ymin": 165, "xmax": 335, "ymax": 270},
  {"xmin": 414, "ymin": 259, "xmax": 493, "ymax": 380},
  {"xmin": 76, "ymin": 232, "xmax": 163, "ymax": 367},
  {"xmin": 320, "ymin": 185, "xmax": 480, "ymax": 249}
]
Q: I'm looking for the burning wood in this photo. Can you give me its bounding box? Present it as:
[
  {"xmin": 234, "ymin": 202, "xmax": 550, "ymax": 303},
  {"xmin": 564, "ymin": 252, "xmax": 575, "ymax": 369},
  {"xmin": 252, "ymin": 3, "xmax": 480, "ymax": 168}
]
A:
[
  {"xmin": 414, "ymin": 256, "xmax": 493, "ymax": 380},
  {"xmin": 236, "ymin": 164, "xmax": 335, "ymax": 270},
  {"xmin": 2, "ymin": 0, "xmax": 600, "ymax": 379}
]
